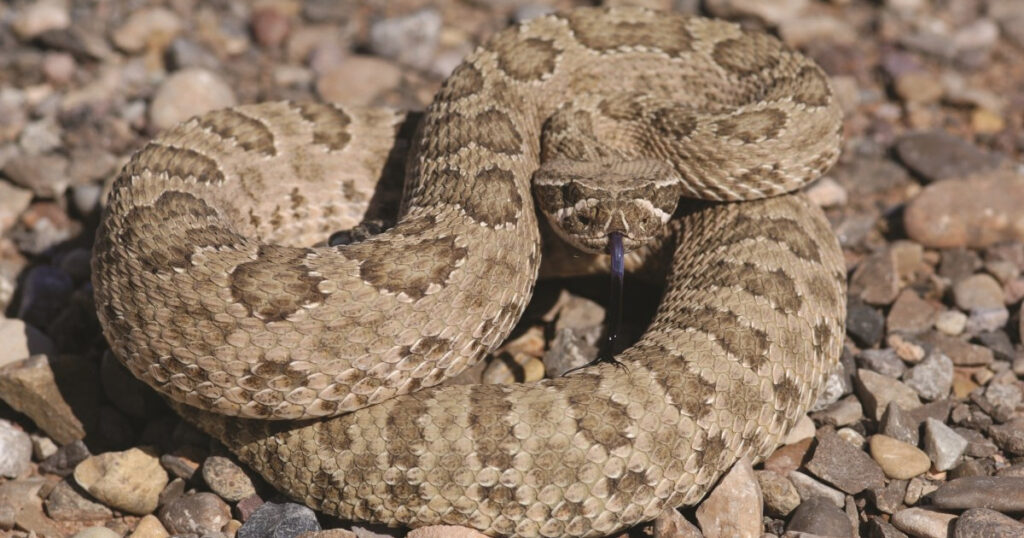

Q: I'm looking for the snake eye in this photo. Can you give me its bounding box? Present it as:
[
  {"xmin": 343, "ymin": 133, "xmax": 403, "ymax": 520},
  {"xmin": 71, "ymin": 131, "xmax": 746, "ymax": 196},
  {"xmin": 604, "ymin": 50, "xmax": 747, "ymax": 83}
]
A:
[{"xmin": 562, "ymin": 182, "xmax": 585, "ymax": 204}]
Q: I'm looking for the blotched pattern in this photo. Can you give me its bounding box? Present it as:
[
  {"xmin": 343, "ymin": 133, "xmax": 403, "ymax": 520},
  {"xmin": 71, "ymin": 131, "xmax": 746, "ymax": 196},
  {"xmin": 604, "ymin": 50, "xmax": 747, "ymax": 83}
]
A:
[{"xmin": 93, "ymin": 7, "xmax": 845, "ymax": 538}]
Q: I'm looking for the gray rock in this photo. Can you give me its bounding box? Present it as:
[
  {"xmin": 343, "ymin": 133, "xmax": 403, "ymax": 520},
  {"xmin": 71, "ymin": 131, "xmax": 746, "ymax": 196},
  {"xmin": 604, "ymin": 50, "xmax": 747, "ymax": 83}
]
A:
[
  {"xmin": 953, "ymin": 507, "xmax": 1024, "ymax": 537},
  {"xmin": 865, "ymin": 517, "xmax": 910, "ymax": 538},
  {"xmin": 935, "ymin": 310, "xmax": 967, "ymax": 335},
  {"xmin": 787, "ymin": 496, "xmax": 853, "ymax": 537},
  {"xmin": 922, "ymin": 418, "xmax": 967, "ymax": 472},
  {"xmin": 787, "ymin": 471, "xmax": 846, "ymax": 508},
  {"xmin": 0, "ymin": 419, "xmax": 31, "ymax": 478},
  {"xmin": 369, "ymin": 9, "xmax": 442, "ymax": 70},
  {"xmin": 903, "ymin": 352, "xmax": 953, "ymax": 401},
  {"xmin": 40, "ymin": 439, "xmax": 90, "ymax": 477},
  {"xmin": 2, "ymin": 153, "xmax": 70, "ymax": 198},
  {"xmin": 44, "ymin": 479, "xmax": 113, "ymax": 521},
  {"xmin": 989, "ymin": 418, "xmax": 1024, "ymax": 456},
  {"xmin": 856, "ymin": 369, "xmax": 922, "ymax": 421},
  {"xmin": 806, "ymin": 429, "xmax": 885, "ymax": 494},
  {"xmin": 202, "ymin": 455, "xmax": 256, "ymax": 502},
  {"xmin": 237, "ymin": 502, "xmax": 321, "ymax": 538},
  {"xmin": 158, "ymin": 491, "xmax": 232, "ymax": 535},
  {"xmin": 918, "ymin": 331, "xmax": 993, "ymax": 366},
  {"xmin": 848, "ymin": 300, "xmax": 886, "ymax": 347},
  {"xmin": 867, "ymin": 478, "xmax": 908, "ymax": 515},
  {"xmin": 940, "ymin": 248, "xmax": 982, "ymax": 283},
  {"xmin": 850, "ymin": 251, "xmax": 900, "ymax": 306},
  {"xmin": 895, "ymin": 130, "xmax": 1002, "ymax": 183},
  {"xmin": 928, "ymin": 477, "xmax": 1024, "ymax": 512},
  {"xmin": 857, "ymin": 348, "xmax": 906, "ymax": 379},
  {"xmin": 949, "ymin": 459, "xmax": 994, "ymax": 479},
  {"xmin": 965, "ymin": 307, "xmax": 1009, "ymax": 334},
  {"xmin": 983, "ymin": 382, "xmax": 1022, "ymax": 410},
  {"xmin": 973, "ymin": 331, "xmax": 1014, "ymax": 362},
  {"xmin": 881, "ymin": 402, "xmax": 919, "ymax": 446}
]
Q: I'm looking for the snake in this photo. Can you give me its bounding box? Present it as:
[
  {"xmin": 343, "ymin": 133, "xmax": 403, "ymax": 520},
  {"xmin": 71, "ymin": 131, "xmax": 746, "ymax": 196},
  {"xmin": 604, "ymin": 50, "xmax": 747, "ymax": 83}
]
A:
[{"xmin": 91, "ymin": 7, "xmax": 846, "ymax": 537}]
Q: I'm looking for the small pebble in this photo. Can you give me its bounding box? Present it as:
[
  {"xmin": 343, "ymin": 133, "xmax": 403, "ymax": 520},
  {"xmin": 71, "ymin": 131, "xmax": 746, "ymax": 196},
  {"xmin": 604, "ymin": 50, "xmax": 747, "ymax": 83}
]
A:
[
  {"xmin": 787, "ymin": 471, "xmax": 846, "ymax": 508},
  {"xmin": 847, "ymin": 301, "xmax": 886, "ymax": 347},
  {"xmin": 856, "ymin": 369, "xmax": 922, "ymax": 420},
  {"xmin": 806, "ymin": 429, "xmax": 885, "ymax": 494},
  {"xmin": 964, "ymin": 307, "xmax": 1009, "ymax": 334},
  {"xmin": 903, "ymin": 352, "xmax": 953, "ymax": 401},
  {"xmin": 857, "ymin": 348, "xmax": 906, "ymax": 379},
  {"xmin": 111, "ymin": 7, "xmax": 183, "ymax": 53},
  {"xmin": 786, "ymin": 497, "xmax": 853, "ymax": 537},
  {"xmin": 71, "ymin": 527, "xmax": 120, "ymax": 538},
  {"xmin": 891, "ymin": 508, "xmax": 957, "ymax": 538},
  {"xmin": 895, "ymin": 130, "xmax": 1001, "ymax": 183},
  {"xmin": 202, "ymin": 455, "xmax": 256, "ymax": 502},
  {"xmin": 935, "ymin": 310, "xmax": 968, "ymax": 335},
  {"xmin": 149, "ymin": 68, "xmax": 237, "ymax": 132},
  {"xmin": 922, "ymin": 418, "xmax": 967, "ymax": 472},
  {"xmin": 316, "ymin": 56, "xmax": 403, "ymax": 106},
  {"xmin": 0, "ymin": 419, "xmax": 32, "ymax": 478},
  {"xmin": 805, "ymin": 177, "xmax": 848, "ymax": 208},
  {"xmin": 158, "ymin": 491, "xmax": 231, "ymax": 535},
  {"xmin": 953, "ymin": 274, "xmax": 1005, "ymax": 311},
  {"xmin": 129, "ymin": 514, "xmax": 170, "ymax": 538},
  {"xmin": 369, "ymin": 9, "xmax": 442, "ymax": 70},
  {"xmin": 870, "ymin": 434, "xmax": 932, "ymax": 480}
]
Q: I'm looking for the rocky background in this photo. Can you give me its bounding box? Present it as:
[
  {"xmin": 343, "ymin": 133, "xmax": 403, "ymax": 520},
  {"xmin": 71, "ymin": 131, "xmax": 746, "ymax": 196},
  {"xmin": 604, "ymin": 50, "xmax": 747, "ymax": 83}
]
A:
[{"xmin": 1, "ymin": 0, "xmax": 1024, "ymax": 537}]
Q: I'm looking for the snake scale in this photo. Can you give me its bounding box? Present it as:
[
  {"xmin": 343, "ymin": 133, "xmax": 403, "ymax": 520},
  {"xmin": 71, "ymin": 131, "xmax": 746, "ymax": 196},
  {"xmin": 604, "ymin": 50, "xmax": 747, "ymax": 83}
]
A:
[{"xmin": 92, "ymin": 7, "xmax": 846, "ymax": 537}]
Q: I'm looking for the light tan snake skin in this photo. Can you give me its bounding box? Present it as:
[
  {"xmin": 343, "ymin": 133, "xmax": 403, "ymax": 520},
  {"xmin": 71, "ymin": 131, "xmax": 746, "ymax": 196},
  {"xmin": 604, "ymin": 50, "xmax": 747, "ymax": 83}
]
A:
[{"xmin": 92, "ymin": 7, "xmax": 846, "ymax": 537}]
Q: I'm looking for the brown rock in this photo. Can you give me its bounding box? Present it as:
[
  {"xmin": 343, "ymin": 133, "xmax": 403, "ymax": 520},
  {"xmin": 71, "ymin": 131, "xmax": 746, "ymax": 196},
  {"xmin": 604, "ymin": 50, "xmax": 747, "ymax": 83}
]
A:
[
  {"xmin": 73, "ymin": 448, "xmax": 169, "ymax": 515},
  {"xmin": 0, "ymin": 355, "xmax": 85, "ymax": 444},
  {"xmin": 905, "ymin": 169, "xmax": 1024, "ymax": 248},
  {"xmin": 316, "ymin": 56, "xmax": 402, "ymax": 106},
  {"xmin": 806, "ymin": 429, "xmax": 886, "ymax": 494},
  {"xmin": 695, "ymin": 457, "xmax": 761, "ymax": 538}
]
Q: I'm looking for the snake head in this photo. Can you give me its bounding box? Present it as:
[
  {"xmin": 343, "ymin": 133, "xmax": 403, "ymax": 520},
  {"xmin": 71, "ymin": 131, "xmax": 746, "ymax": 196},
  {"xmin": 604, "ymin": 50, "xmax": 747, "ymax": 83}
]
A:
[{"xmin": 533, "ymin": 158, "xmax": 682, "ymax": 254}]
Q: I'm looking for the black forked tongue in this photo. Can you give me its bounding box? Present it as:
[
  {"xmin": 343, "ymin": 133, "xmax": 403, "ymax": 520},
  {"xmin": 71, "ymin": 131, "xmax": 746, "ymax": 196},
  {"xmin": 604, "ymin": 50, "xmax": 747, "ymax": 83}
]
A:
[{"xmin": 599, "ymin": 232, "xmax": 626, "ymax": 367}]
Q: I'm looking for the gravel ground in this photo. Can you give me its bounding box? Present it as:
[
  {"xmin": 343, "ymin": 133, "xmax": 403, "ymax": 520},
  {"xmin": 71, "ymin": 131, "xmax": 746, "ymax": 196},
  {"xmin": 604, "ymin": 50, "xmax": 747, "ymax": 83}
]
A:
[{"xmin": 2, "ymin": 0, "xmax": 1024, "ymax": 537}]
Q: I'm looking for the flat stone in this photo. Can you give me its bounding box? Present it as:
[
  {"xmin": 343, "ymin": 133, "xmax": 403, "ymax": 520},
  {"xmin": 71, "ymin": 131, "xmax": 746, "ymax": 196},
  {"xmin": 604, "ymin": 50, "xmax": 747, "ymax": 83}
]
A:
[
  {"xmin": 316, "ymin": 56, "xmax": 403, "ymax": 106},
  {"xmin": 870, "ymin": 434, "xmax": 932, "ymax": 480},
  {"xmin": 922, "ymin": 418, "xmax": 967, "ymax": 472},
  {"xmin": 764, "ymin": 438, "xmax": 813, "ymax": 476},
  {"xmin": 918, "ymin": 332, "xmax": 993, "ymax": 366},
  {"xmin": 786, "ymin": 496, "xmax": 853, "ymax": 537},
  {"xmin": 2, "ymin": 153, "xmax": 70, "ymax": 198},
  {"xmin": 74, "ymin": 448, "xmax": 169, "ymax": 515},
  {"xmin": 158, "ymin": 492, "xmax": 231, "ymax": 535},
  {"xmin": 887, "ymin": 289, "xmax": 939, "ymax": 335},
  {"xmin": 929, "ymin": 477, "xmax": 1024, "ymax": 512},
  {"xmin": 149, "ymin": 68, "xmax": 237, "ymax": 132},
  {"xmin": 850, "ymin": 251, "xmax": 900, "ymax": 305},
  {"xmin": 953, "ymin": 507, "xmax": 1024, "ymax": 537},
  {"xmin": 806, "ymin": 429, "xmax": 885, "ymax": 494},
  {"xmin": 905, "ymin": 169, "xmax": 1024, "ymax": 249},
  {"xmin": 787, "ymin": 471, "xmax": 846, "ymax": 508},
  {"xmin": 895, "ymin": 130, "xmax": 1002, "ymax": 183},
  {"xmin": 891, "ymin": 508, "xmax": 957, "ymax": 538},
  {"xmin": 0, "ymin": 354, "xmax": 86, "ymax": 444},
  {"xmin": 989, "ymin": 417, "xmax": 1024, "ymax": 456},
  {"xmin": 0, "ymin": 419, "xmax": 32, "ymax": 478},
  {"xmin": 44, "ymin": 479, "xmax": 112, "ymax": 521},
  {"xmin": 856, "ymin": 369, "xmax": 922, "ymax": 421},
  {"xmin": 812, "ymin": 395, "xmax": 864, "ymax": 427},
  {"xmin": 857, "ymin": 348, "xmax": 906, "ymax": 379},
  {"xmin": 695, "ymin": 457, "xmax": 761, "ymax": 538},
  {"xmin": 237, "ymin": 502, "xmax": 321, "ymax": 538},
  {"xmin": 201, "ymin": 455, "xmax": 256, "ymax": 502}
]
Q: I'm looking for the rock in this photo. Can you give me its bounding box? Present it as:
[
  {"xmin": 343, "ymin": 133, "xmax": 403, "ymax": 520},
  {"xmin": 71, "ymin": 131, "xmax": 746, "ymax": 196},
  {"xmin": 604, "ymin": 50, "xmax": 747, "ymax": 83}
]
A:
[
  {"xmin": 903, "ymin": 352, "xmax": 953, "ymax": 401},
  {"xmin": 856, "ymin": 369, "xmax": 922, "ymax": 421},
  {"xmin": 965, "ymin": 307, "xmax": 1009, "ymax": 334},
  {"xmin": 202, "ymin": 455, "xmax": 256, "ymax": 502},
  {"xmin": 407, "ymin": 526, "xmax": 488, "ymax": 538},
  {"xmin": 31, "ymin": 434, "xmax": 58, "ymax": 461},
  {"xmin": 73, "ymin": 448, "xmax": 169, "ymax": 515},
  {"xmin": 764, "ymin": 438, "xmax": 813, "ymax": 476},
  {"xmin": 10, "ymin": 202, "xmax": 81, "ymax": 256},
  {"xmin": 652, "ymin": 507, "xmax": 702, "ymax": 538},
  {"xmin": 922, "ymin": 418, "xmax": 967, "ymax": 472},
  {"xmin": 989, "ymin": 418, "xmax": 1024, "ymax": 456},
  {"xmin": 953, "ymin": 274, "xmax": 1005, "ymax": 310},
  {"xmin": 887, "ymin": 289, "xmax": 938, "ymax": 334},
  {"xmin": 756, "ymin": 470, "xmax": 800, "ymax": 517},
  {"xmin": 0, "ymin": 477, "xmax": 47, "ymax": 530},
  {"xmin": 44, "ymin": 479, "xmax": 113, "ymax": 521},
  {"xmin": 881, "ymin": 403, "xmax": 919, "ymax": 446},
  {"xmin": 695, "ymin": 457, "xmax": 761, "ymax": 538},
  {"xmin": 158, "ymin": 492, "xmax": 231, "ymax": 535},
  {"xmin": 928, "ymin": 477, "xmax": 1024, "ymax": 512},
  {"xmin": 40, "ymin": 440, "xmax": 90, "ymax": 477},
  {"xmin": 2, "ymin": 153, "xmax": 70, "ymax": 198},
  {"xmin": 891, "ymin": 508, "xmax": 957, "ymax": 538},
  {"xmin": 0, "ymin": 419, "xmax": 31, "ymax": 478},
  {"xmin": 940, "ymin": 248, "xmax": 982, "ymax": 282},
  {"xmin": 71, "ymin": 527, "xmax": 121, "ymax": 538},
  {"xmin": 850, "ymin": 250, "xmax": 900, "ymax": 305},
  {"xmin": 786, "ymin": 496, "xmax": 853, "ymax": 537},
  {"xmin": 12, "ymin": 0, "xmax": 70, "ymax": 40},
  {"xmin": 806, "ymin": 429, "xmax": 885, "ymax": 494},
  {"xmin": 805, "ymin": 177, "xmax": 848, "ymax": 208},
  {"xmin": 894, "ymin": 71, "xmax": 943, "ymax": 104},
  {"xmin": 0, "ymin": 317, "xmax": 56, "ymax": 369},
  {"xmin": 0, "ymin": 181, "xmax": 33, "ymax": 233},
  {"xmin": 129, "ymin": 515, "xmax": 170, "ymax": 538},
  {"xmin": 149, "ymin": 68, "xmax": 237, "ymax": 132},
  {"xmin": 895, "ymin": 130, "xmax": 1002, "ymax": 183},
  {"xmin": 369, "ymin": 9, "xmax": 442, "ymax": 70},
  {"xmin": 935, "ymin": 310, "xmax": 967, "ymax": 335},
  {"xmin": 918, "ymin": 332, "xmax": 993, "ymax": 366},
  {"xmin": 237, "ymin": 502, "xmax": 320, "ymax": 537},
  {"xmin": 857, "ymin": 349, "xmax": 906, "ymax": 379},
  {"xmin": 984, "ymin": 382, "xmax": 1022, "ymax": 410},
  {"xmin": 812, "ymin": 395, "xmax": 864, "ymax": 427},
  {"xmin": 870, "ymin": 435, "xmax": 931, "ymax": 479},
  {"xmin": 953, "ymin": 507, "xmax": 1024, "ymax": 537},
  {"xmin": 317, "ymin": 56, "xmax": 403, "ymax": 106},
  {"xmin": 251, "ymin": 7, "xmax": 291, "ymax": 48},
  {"xmin": 904, "ymin": 169, "xmax": 1024, "ymax": 249},
  {"xmin": 868, "ymin": 478, "xmax": 909, "ymax": 515},
  {"xmin": 848, "ymin": 300, "xmax": 886, "ymax": 347},
  {"xmin": 704, "ymin": 0, "xmax": 809, "ymax": 25},
  {"xmin": 111, "ymin": 7, "xmax": 183, "ymax": 53},
  {"xmin": 787, "ymin": 471, "xmax": 846, "ymax": 508},
  {"xmin": 0, "ymin": 354, "xmax": 86, "ymax": 444}
]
